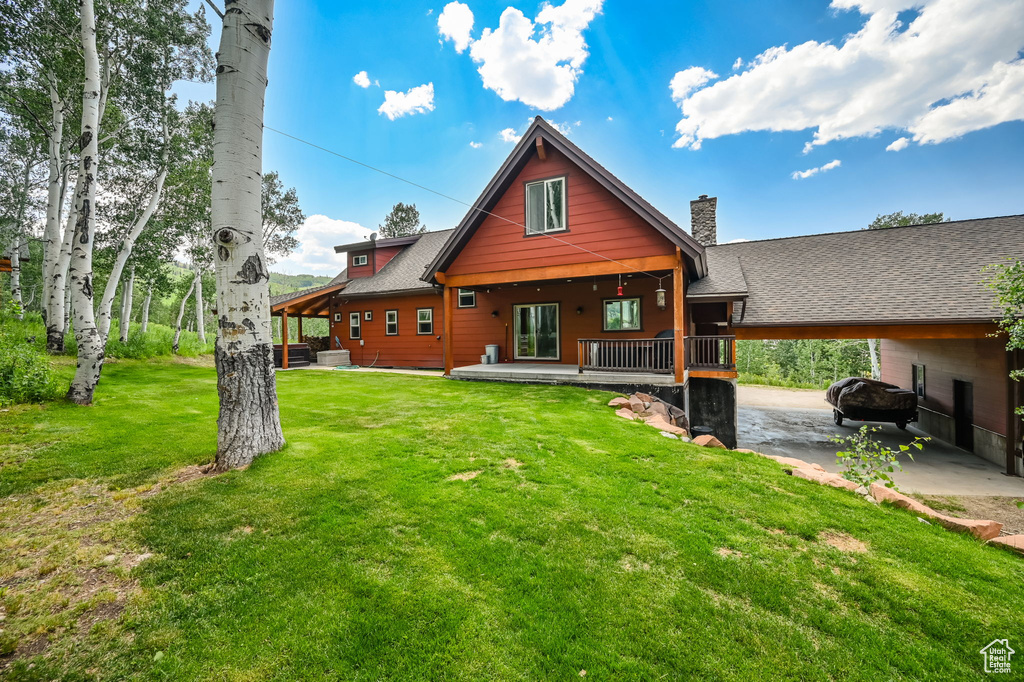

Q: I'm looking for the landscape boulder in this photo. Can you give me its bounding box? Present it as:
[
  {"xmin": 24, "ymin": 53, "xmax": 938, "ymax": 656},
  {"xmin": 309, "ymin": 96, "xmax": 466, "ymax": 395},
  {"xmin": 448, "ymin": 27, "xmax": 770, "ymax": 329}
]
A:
[
  {"xmin": 790, "ymin": 467, "xmax": 859, "ymax": 491},
  {"xmin": 761, "ymin": 454, "xmax": 826, "ymax": 472},
  {"xmin": 615, "ymin": 408, "xmax": 637, "ymax": 421},
  {"xmin": 869, "ymin": 482, "xmax": 1002, "ymax": 540},
  {"xmin": 988, "ymin": 535, "xmax": 1024, "ymax": 555},
  {"xmin": 693, "ymin": 434, "xmax": 727, "ymax": 449},
  {"xmin": 607, "ymin": 397, "xmax": 631, "ymax": 408}
]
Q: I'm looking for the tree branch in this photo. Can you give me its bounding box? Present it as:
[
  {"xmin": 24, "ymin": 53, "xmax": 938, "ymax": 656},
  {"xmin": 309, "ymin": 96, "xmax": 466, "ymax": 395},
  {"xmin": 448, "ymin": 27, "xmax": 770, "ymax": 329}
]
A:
[{"xmin": 202, "ymin": 0, "xmax": 225, "ymax": 19}]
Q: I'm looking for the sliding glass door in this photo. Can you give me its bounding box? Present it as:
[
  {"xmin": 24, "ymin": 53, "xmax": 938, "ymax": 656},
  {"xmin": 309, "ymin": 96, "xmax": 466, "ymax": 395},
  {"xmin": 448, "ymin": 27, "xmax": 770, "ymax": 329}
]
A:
[{"xmin": 514, "ymin": 303, "xmax": 560, "ymax": 360}]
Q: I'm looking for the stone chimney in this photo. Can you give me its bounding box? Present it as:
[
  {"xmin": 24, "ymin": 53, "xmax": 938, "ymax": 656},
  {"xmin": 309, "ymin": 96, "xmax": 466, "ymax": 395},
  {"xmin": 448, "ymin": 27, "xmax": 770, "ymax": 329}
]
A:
[{"xmin": 690, "ymin": 194, "xmax": 717, "ymax": 247}]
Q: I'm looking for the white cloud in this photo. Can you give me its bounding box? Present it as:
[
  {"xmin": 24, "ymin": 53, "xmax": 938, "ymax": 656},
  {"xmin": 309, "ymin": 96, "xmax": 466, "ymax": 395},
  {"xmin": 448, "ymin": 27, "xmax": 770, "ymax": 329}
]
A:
[
  {"xmin": 725, "ymin": 238, "xmax": 750, "ymax": 243},
  {"xmin": 670, "ymin": 66, "xmax": 719, "ymax": 103},
  {"xmin": 607, "ymin": 116, "xmax": 613, "ymax": 121},
  {"xmin": 469, "ymin": 141, "xmax": 483, "ymax": 148},
  {"xmin": 732, "ymin": 57, "xmax": 743, "ymax": 71},
  {"xmin": 270, "ymin": 215, "xmax": 372, "ymax": 276},
  {"xmin": 440, "ymin": 0, "xmax": 603, "ymax": 111},
  {"xmin": 499, "ymin": 127, "xmax": 522, "ymax": 143},
  {"xmin": 549, "ymin": 120, "xmax": 581, "ymax": 136},
  {"xmin": 886, "ymin": 136, "xmax": 909, "ymax": 151},
  {"xmin": 671, "ymin": 0, "xmax": 1024, "ymax": 151},
  {"xmin": 352, "ymin": 71, "xmax": 371, "ymax": 88},
  {"xmin": 791, "ymin": 158, "xmax": 841, "ymax": 180},
  {"xmin": 377, "ymin": 83, "xmax": 435, "ymax": 120},
  {"xmin": 438, "ymin": 1, "xmax": 475, "ymax": 53}
]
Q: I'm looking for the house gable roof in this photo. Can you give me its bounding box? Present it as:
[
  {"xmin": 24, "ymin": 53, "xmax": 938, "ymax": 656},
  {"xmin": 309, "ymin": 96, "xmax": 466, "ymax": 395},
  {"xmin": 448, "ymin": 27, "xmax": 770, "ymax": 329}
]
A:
[{"xmin": 422, "ymin": 117, "xmax": 707, "ymax": 283}]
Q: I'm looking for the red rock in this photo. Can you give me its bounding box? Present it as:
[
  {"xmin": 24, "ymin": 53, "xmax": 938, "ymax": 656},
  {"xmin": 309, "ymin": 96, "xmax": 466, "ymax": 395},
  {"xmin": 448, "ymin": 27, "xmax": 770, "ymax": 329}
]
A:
[
  {"xmin": 645, "ymin": 401, "xmax": 671, "ymax": 421},
  {"xmin": 607, "ymin": 397, "xmax": 630, "ymax": 408},
  {"xmin": 791, "ymin": 467, "xmax": 859, "ymax": 491},
  {"xmin": 693, "ymin": 434, "xmax": 727, "ymax": 449},
  {"xmin": 634, "ymin": 392, "xmax": 655, "ymax": 404},
  {"xmin": 645, "ymin": 417, "xmax": 688, "ymax": 436},
  {"xmin": 733, "ymin": 448, "xmax": 760, "ymax": 455},
  {"xmin": 615, "ymin": 408, "xmax": 638, "ymax": 420},
  {"xmin": 935, "ymin": 515, "xmax": 1002, "ymax": 541},
  {"xmin": 628, "ymin": 397, "xmax": 646, "ymax": 414},
  {"xmin": 869, "ymin": 483, "xmax": 935, "ymax": 515},
  {"xmin": 869, "ymin": 483, "xmax": 1003, "ymax": 540},
  {"xmin": 988, "ymin": 535, "xmax": 1024, "ymax": 554},
  {"xmin": 762, "ymin": 454, "xmax": 826, "ymax": 472}
]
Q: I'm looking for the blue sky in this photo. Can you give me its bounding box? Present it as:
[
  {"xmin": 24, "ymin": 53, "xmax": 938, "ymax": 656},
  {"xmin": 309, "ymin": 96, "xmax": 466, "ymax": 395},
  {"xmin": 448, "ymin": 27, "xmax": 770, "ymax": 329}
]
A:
[{"xmin": 181, "ymin": 0, "xmax": 1024, "ymax": 275}]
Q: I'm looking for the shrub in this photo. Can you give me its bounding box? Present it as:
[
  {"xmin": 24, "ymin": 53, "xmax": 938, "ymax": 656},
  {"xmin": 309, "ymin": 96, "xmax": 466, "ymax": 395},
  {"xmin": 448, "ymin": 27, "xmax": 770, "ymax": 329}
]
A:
[
  {"xmin": 0, "ymin": 308, "xmax": 64, "ymax": 405},
  {"xmin": 830, "ymin": 425, "xmax": 927, "ymax": 490}
]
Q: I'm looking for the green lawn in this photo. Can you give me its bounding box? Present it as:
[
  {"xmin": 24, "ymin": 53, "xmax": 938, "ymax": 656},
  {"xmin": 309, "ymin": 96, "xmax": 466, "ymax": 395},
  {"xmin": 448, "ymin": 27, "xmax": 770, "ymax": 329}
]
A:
[{"xmin": 1, "ymin": 360, "xmax": 1022, "ymax": 680}]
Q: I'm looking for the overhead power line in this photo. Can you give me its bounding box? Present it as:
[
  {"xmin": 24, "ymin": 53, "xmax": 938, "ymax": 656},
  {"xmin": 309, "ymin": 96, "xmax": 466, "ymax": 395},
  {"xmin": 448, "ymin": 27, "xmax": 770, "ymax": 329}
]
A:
[{"xmin": 263, "ymin": 125, "xmax": 672, "ymax": 283}]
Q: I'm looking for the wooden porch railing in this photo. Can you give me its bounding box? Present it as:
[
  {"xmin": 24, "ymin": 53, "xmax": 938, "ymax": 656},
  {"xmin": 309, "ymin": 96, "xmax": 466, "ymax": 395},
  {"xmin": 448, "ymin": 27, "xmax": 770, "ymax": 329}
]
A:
[
  {"xmin": 686, "ymin": 335, "xmax": 736, "ymax": 371},
  {"xmin": 577, "ymin": 338, "xmax": 674, "ymax": 374}
]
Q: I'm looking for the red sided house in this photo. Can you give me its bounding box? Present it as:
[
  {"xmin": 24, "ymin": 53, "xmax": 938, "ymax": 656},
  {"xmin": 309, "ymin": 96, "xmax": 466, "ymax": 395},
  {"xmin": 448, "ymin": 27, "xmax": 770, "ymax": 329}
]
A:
[{"xmin": 271, "ymin": 117, "xmax": 1023, "ymax": 469}]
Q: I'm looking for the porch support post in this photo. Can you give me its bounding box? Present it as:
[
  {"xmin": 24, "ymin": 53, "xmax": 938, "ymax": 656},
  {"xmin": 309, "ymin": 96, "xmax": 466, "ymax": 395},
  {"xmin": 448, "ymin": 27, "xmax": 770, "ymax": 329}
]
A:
[
  {"xmin": 443, "ymin": 285, "xmax": 454, "ymax": 375},
  {"xmin": 673, "ymin": 247, "xmax": 685, "ymax": 384},
  {"xmin": 1007, "ymin": 349, "xmax": 1019, "ymax": 476},
  {"xmin": 282, "ymin": 310, "xmax": 289, "ymax": 370}
]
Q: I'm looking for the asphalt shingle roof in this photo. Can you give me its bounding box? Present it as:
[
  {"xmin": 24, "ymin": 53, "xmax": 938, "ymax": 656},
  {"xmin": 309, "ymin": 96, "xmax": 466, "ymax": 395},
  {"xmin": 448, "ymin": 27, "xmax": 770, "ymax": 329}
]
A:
[
  {"xmin": 342, "ymin": 229, "xmax": 453, "ymax": 296},
  {"xmin": 695, "ymin": 215, "xmax": 1024, "ymax": 327}
]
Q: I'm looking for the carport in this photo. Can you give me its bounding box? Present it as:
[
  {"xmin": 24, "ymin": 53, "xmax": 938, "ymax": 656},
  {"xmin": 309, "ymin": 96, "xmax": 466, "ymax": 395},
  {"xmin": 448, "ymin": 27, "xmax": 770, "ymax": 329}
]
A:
[{"xmin": 691, "ymin": 215, "xmax": 1024, "ymax": 477}]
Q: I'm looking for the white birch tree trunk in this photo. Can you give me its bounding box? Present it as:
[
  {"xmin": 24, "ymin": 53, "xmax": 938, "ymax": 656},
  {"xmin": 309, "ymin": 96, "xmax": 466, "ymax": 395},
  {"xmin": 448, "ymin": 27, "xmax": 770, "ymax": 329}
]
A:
[
  {"xmin": 140, "ymin": 284, "xmax": 152, "ymax": 333},
  {"xmin": 10, "ymin": 235, "xmax": 23, "ymax": 319},
  {"xmin": 43, "ymin": 79, "xmax": 68, "ymax": 351},
  {"xmin": 96, "ymin": 154, "xmax": 169, "ymax": 341},
  {"xmin": 194, "ymin": 268, "xmax": 206, "ymax": 344},
  {"xmin": 173, "ymin": 273, "xmax": 198, "ymax": 353},
  {"xmin": 867, "ymin": 338, "xmax": 881, "ymax": 380},
  {"xmin": 119, "ymin": 266, "xmax": 135, "ymax": 342},
  {"xmin": 211, "ymin": 0, "xmax": 284, "ymax": 470},
  {"xmin": 66, "ymin": 0, "xmax": 104, "ymax": 405}
]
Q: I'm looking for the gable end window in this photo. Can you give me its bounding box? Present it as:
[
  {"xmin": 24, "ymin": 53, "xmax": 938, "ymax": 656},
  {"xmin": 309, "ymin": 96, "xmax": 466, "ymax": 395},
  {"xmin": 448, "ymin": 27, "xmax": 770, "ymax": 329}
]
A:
[
  {"xmin": 525, "ymin": 176, "xmax": 567, "ymax": 234},
  {"xmin": 417, "ymin": 308, "xmax": 434, "ymax": 335},
  {"xmin": 603, "ymin": 298, "xmax": 641, "ymax": 331},
  {"xmin": 458, "ymin": 289, "xmax": 476, "ymax": 308},
  {"xmin": 349, "ymin": 312, "xmax": 361, "ymax": 339},
  {"xmin": 352, "ymin": 254, "xmax": 368, "ymax": 267},
  {"xmin": 385, "ymin": 310, "xmax": 398, "ymax": 336}
]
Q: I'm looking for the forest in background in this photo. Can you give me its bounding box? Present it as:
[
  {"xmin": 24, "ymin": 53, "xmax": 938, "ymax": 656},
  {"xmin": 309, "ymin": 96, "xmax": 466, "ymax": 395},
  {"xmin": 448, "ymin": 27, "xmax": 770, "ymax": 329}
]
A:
[{"xmin": 736, "ymin": 339, "xmax": 874, "ymax": 389}]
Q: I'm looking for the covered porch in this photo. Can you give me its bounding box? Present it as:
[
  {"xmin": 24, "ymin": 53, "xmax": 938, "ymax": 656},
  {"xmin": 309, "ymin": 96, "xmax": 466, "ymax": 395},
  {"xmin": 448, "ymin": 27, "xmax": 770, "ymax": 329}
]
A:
[
  {"xmin": 269, "ymin": 282, "xmax": 345, "ymax": 369},
  {"xmin": 449, "ymin": 362, "xmax": 680, "ymax": 386}
]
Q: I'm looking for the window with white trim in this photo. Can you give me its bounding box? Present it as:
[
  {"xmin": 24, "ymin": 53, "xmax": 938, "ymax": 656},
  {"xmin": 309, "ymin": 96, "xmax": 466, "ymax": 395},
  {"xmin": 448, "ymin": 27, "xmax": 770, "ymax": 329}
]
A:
[
  {"xmin": 417, "ymin": 308, "xmax": 433, "ymax": 335},
  {"xmin": 525, "ymin": 177, "xmax": 566, "ymax": 234},
  {"xmin": 458, "ymin": 289, "xmax": 476, "ymax": 308},
  {"xmin": 349, "ymin": 312, "xmax": 361, "ymax": 339},
  {"xmin": 603, "ymin": 298, "xmax": 641, "ymax": 331},
  {"xmin": 352, "ymin": 254, "xmax": 368, "ymax": 267},
  {"xmin": 385, "ymin": 310, "xmax": 398, "ymax": 335}
]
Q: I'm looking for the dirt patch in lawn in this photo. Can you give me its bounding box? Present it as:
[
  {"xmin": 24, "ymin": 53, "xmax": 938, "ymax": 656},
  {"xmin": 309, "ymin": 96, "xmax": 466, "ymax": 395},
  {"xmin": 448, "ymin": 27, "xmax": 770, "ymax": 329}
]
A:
[
  {"xmin": 447, "ymin": 470, "xmax": 482, "ymax": 482},
  {"xmin": 0, "ymin": 463, "xmax": 218, "ymax": 673},
  {"xmin": 503, "ymin": 458, "xmax": 524, "ymax": 469},
  {"xmin": 716, "ymin": 548, "xmax": 748, "ymax": 558},
  {"xmin": 914, "ymin": 495, "xmax": 1024, "ymax": 535},
  {"xmin": 819, "ymin": 531, "xmax": 868, "ymax": 553}
]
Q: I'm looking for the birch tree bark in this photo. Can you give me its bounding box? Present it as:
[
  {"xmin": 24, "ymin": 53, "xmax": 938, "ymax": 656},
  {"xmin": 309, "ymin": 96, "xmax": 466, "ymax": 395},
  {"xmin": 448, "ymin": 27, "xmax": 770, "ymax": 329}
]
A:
[
  {"xmin": 211, "ymin": 0, "xmax": 284, "ymax": 469},
  {"xmin": 867, "ymin": 338, "xmax": 880, "ymax": 380},
  {"xmin": 42, "ymin": 81, "xmax": 70, "ymax": 351},
  {"xmin": 194, "ymin": 268, "xmax": 206, "ymax": 344},
  {"xmin": 119, "ymin": 266, "xmax": 134, "ymax": 342},
  {"xmin": 9, "ymin": 235, "xmax": 23, "ymax": 318},
  {"xmin": 173, "ymin": 272, "xmax": 197, "ymax": 353},
  {"xmin": 140, "ymin": 284, "xmax": 152, "ymax": 333},
  {"xmin": 66, "ymin": 0, "xmax": 104, "ymax": 405}
]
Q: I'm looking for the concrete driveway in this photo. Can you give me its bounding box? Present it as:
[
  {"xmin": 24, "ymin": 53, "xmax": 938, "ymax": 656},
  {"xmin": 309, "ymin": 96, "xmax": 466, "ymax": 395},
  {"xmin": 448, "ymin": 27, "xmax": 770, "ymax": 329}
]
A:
[{"xmin": 736, "ymin": 386, "xmax": 1024, "ymax": 497}]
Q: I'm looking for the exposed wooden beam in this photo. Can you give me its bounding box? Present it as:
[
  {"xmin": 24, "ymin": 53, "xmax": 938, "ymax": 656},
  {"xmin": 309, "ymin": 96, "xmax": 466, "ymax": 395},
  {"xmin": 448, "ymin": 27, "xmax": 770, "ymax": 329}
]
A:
[
  {"xmin": 270, "ymin": 283, "xmax": 346, "ymax": 314},
  {"xmin": 535, "ymin": 136, "xmax": 546, "ymax": 161},
  {"xmin": 443, "ymin": 286, "xmax": 454, "ymax": 375},
  {"xmin": 440, "ymin": 254, "xmax": 679, "ymax": 288},
  {"xmin": 689, "ymin": 369, "xmax": 738, "ymax": 379},
  {"xmin": 673, "ymin": 248, "xmax": 685, "ymax": 384},
  {"xmin": 281, "ymin": 311, "xmax": 289, "ymax": 370},
  {"xmin": 734, "ymin": 323, "xmax": 999, "ymax": 341}
]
